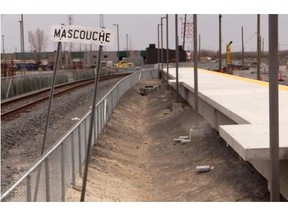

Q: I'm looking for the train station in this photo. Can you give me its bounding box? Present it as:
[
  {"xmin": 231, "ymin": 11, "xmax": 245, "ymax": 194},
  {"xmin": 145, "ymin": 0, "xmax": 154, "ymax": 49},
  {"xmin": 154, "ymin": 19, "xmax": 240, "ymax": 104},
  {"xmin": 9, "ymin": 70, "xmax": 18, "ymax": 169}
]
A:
[{"xmin": 1, "ymin": 11, "xmax": 288, "ymax": 208}]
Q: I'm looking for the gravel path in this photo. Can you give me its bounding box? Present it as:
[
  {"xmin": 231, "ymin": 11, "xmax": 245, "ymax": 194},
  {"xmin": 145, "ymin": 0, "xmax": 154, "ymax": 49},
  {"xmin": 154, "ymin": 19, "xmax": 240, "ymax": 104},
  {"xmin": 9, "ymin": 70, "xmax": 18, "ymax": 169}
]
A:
[{"xmin": 1, "ymin": 78, "xmax": 122, "ymax": 190}]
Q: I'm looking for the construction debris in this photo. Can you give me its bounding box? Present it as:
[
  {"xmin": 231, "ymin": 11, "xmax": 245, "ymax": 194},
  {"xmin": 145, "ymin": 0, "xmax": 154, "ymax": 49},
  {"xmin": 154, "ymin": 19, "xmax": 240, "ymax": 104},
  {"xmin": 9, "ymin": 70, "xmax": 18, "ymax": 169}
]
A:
[
  {"xmin": 174, "ymin": 135, "xmax": 191, "ymax": 144},
  {"xmin": 196, "ymin": 165, "xmax": 214, "ymax": 173},
  {"xmin": 139, "ymin": 85, "xmax": 159, "ymax": 96}
]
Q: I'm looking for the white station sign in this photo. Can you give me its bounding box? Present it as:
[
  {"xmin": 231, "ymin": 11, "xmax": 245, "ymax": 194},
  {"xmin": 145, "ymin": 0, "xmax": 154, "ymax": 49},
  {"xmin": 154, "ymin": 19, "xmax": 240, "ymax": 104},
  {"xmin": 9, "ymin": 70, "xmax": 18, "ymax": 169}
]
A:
[{"xmin": 50, "ymin": 25, "xmax": 114, "ymax": 47}]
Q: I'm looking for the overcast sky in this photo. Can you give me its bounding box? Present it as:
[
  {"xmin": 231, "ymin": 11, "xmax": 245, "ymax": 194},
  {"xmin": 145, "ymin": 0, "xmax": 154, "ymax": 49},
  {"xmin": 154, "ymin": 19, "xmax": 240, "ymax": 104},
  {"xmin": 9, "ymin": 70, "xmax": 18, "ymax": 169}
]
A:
[{"xmin": 1, "ymin": 1, "xmax": 288, "ymax": 54}]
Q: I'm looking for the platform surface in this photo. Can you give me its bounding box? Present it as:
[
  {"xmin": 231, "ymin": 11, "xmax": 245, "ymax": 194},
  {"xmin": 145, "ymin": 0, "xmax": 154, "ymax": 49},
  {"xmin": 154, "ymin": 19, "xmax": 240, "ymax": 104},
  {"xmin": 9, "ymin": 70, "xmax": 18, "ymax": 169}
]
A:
[{"xmin": 168, "ymin": 67, "xmax": 288, "ymax": 160}]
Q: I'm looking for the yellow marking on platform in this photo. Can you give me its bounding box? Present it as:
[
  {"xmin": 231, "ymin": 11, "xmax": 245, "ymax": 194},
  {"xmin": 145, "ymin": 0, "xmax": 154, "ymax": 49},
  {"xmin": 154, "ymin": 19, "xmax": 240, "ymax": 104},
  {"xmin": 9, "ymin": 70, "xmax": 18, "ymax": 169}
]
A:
[{"xmin": 198, "ymin": 68, "xmax": 288, "ymax": 92}]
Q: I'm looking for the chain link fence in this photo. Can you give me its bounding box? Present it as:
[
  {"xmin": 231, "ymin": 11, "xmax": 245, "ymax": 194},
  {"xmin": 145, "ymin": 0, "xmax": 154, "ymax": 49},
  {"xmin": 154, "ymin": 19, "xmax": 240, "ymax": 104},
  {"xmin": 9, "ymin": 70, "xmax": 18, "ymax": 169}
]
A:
[
  {"xmin": 1, "ymin": 68, "xmax": 158, "ymax": 202},
  {"xmin": 1, "ymin": 67, "xmax": 142, "ymax": 100}
]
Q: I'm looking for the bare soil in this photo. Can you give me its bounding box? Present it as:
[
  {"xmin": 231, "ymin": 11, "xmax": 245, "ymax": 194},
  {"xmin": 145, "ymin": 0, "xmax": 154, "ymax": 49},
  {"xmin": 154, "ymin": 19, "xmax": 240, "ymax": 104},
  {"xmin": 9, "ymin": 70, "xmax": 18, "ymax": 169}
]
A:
[{"xmin": 66, "ymin": 80, "xmax": 270, "ymax": 202}]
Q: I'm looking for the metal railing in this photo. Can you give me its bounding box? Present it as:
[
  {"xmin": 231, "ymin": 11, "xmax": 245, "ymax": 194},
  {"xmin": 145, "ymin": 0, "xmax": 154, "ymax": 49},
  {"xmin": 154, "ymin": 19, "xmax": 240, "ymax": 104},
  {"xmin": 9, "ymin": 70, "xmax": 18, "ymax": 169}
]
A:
[{"xmin": 1, "ymin": 69, "xmax": 158, "ymax": 202}]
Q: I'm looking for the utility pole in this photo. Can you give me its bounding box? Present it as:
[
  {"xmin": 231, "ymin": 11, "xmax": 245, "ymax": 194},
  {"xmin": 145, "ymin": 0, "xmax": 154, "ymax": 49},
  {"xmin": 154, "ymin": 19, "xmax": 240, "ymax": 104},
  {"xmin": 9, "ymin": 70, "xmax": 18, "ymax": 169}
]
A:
[
  {"xmin": 241, "ymin": 26, "xmax": 244, "ymax": 69},
  {"xmin": 219, "ymin": 14, "xmax": 222, "ymax": 72},
  {"xmin": 20, "ymin": 14, "xmax": 25, "ymax": 54},
  {"xmin": 257, "ymin": 14, "xmax": 261, "ymax": 80},
  {"xmin": 19, "ymin": 14, "xmax": 25, "ymax": 74}
]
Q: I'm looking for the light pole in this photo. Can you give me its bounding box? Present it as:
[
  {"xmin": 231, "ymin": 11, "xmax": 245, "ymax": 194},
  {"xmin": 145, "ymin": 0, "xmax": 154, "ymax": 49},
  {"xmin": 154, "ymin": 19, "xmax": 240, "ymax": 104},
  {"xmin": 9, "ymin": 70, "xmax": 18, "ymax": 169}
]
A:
[
  {"xmin": 175, "ymin": 14, "xmax": 179, "ymax": 102},
  {"xmin": 257, "ymin": 14, "xmax": 261, "ymax": 80},
  {"xmin": 1, "ymin": 35, "xmax": 4, "ymax": 53},
  {"xmin": 157, "ymin": 24, "xmax": 161, "ymax": 77},
  {"xmin": 161, "ymin": 16, "xmax": 166, "ymax": 77},
  {"xmin": 219, "ymin": 14, "xmax": 222, "ymax": 72},
  {"xmin": 166, "ymin": 14, "xmax": 169, "ymax": 86},
  {"xmin": 113, "ymin": 24, "xmax": 120, "ymax": 59},
  {"xmin": 126, "ymin": 33, "xmax": 128, "ymax": 58},
  {"xmin": 193, "ymin": 14, "xmax": 198, "ymax": 113}
]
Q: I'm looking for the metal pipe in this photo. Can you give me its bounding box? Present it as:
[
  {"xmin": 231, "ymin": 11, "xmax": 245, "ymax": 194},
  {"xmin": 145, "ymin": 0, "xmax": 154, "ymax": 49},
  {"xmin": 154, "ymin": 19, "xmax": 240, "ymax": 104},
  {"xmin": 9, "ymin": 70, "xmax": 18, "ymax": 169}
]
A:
[
  {"xmin": 268, "ymin": 14, "xmax": 280, "ymax": 202},
  {"xmin": 45, "ymin": 158, "xmax": 50, "ymax": 202},
  {"xmin": 161, "ymin": 16, "xmax": 166, "ymax": 78},
  {"xmin": 26, "ymin": 174, "xmax": 32, "ymax": 202},
  {"xmin": 166, "ymin": 14, "xmax": 169, "ymax": 86},
  {"xmin": 78, "ymin": 126, "xmax": 82, "ymax": 177},
  {"xmin": 80, "ymin": 45, "xmax": 103, "ymax": 202},
  {"xmin": 193, "ymin": 14, "xmax": 198, "ymax": 113},
  {"xmin": 219, "ymin": 14, "xmax": 222, "ymax": 72},
  {"xmin": 257, "ymin": 14, "xmax": 261, "ymax": 80},
  {"xmin": 71, "ymin": 132, "xmax": 76, "ymax": 185},
  {"xmin": 241, "ymin": 26, "xmax": 244, "ymax": 69},
  {"xmin": 175, "ymin": 14, "xmax": 179, "ymax": 102},
  {"xmin": 41, "ymin": 42, "xmax": 61, "ymax": 155},
  {"xmin": 157, "ymin": 24, "xmax": 161, "ymax": 78},
  {"xmin": 126, "ymin": 34, "xmax": 128, "ymax": 58},
  {"xmin": 61, "ymin": 142, "xmax": 65, "ymax": 201}
]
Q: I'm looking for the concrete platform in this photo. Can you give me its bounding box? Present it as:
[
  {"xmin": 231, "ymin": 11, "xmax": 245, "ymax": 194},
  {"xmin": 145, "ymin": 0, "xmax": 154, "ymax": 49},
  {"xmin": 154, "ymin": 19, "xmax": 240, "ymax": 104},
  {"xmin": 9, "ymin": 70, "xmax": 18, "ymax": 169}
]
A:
[
  {"xmin": 167, "ymin": 68, "xmax": 288, "ymax": 160},
  {"xmin": 166, "ymin": 67, "xmax": 288, "ymax": 199}
]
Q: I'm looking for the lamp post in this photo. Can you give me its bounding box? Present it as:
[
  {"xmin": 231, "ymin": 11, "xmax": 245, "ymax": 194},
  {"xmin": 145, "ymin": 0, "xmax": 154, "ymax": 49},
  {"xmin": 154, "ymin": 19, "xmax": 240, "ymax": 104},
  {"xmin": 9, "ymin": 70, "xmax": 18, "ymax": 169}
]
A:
[
  {"xmin": 175, "ymin": 14, "xmax": 179, "ymax": 102},
  {"xmin": 157, "ymin": 24, "xmax": 161, "ymax": 77},
  {"xmin": 257, "ymin": 14, "xmax": 261, "ymax": 80},
  {"xmin": 166, "ymin": 14, "xmax": 169, "ymax": 86},
  {"xmin": 113, "ymin": 24, "xmax": 120, "ymax": 60},
  {"xmin": 126, "ymin": 33, "xmax": 128, "ymax": 58},
  {"xmin": 161, "ymin": 16, "xmax": 166, "ymax": 77},
  {"xmin": 219, "ymin": 14, "xmax": 222, "ymax": 72}
]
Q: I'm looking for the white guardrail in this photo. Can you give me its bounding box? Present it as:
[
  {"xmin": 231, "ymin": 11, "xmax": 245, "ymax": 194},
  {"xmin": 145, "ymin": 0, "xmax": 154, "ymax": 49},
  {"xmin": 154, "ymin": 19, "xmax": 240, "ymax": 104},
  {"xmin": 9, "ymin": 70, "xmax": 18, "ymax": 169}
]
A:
[{"xmin": 1, "ymin": 69, "xmax": 158, "ymax": 202}]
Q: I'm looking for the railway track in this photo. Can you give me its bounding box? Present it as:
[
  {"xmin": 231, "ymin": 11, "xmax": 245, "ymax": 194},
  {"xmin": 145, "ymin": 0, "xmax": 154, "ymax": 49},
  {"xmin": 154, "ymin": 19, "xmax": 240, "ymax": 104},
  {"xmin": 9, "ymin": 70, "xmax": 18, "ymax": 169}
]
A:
[{"xmin": 1, "ymin": 73, "xmax": 131, "ymax": 120}]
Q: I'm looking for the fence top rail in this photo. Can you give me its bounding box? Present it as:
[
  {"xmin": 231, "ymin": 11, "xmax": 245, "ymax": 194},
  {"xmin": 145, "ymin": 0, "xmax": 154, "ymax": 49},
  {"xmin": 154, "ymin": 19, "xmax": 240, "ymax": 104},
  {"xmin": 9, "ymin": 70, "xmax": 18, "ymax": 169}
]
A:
[{"xmin": 1, "ymin": 68, "xmax": 155, "ymax": 200}]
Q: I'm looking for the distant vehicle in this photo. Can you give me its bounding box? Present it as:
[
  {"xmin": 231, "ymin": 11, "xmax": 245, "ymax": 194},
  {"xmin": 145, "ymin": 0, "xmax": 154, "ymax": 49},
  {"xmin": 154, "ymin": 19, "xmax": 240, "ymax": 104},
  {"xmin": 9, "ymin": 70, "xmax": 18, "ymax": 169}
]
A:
[{"xmin": 114, "ymin": 60, "xmax": 134, "ymax": 68}]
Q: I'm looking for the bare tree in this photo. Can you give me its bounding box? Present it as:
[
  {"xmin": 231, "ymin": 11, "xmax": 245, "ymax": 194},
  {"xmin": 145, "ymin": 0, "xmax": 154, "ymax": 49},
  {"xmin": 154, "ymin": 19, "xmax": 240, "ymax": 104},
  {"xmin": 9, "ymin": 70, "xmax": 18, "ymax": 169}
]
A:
[{"xmin": 28, "ymin": 28, "xmax": 48, "ymax": 64}]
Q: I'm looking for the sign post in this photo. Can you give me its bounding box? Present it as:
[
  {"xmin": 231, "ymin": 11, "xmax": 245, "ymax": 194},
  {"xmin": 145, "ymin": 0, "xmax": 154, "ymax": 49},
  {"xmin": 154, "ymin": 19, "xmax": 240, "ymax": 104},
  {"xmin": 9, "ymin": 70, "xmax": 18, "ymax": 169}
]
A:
[
  {"xmin": 41, "ymin": 41, "xmax": 61, "ymax": 155},
  {"xmin": 50, "ymin": 25, "xmax": 114, "ymax": 202}
]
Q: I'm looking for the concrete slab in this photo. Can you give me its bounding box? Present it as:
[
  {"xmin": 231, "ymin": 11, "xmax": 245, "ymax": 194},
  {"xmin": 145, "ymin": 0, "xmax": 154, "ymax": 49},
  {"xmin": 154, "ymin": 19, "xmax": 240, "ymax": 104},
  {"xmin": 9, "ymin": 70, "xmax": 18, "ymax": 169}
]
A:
[{"xmin": 167, "ymin": 67, "xmax": 288, "ymax": 160}]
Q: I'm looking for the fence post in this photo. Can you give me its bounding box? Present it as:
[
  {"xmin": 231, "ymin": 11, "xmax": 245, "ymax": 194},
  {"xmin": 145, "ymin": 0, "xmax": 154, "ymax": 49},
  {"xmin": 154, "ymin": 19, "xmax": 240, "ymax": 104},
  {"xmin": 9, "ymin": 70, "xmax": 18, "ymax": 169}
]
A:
[
  {"xmin": 71, "ymin": 132, "xmax": 76, "ymax": 185},
  {"xmin": 94, "ymin": 109, "xmax": 97, "ymax": 143},
  {"xmin": 26, "ymin": 174, "xmax": 32, "ymax": 202},
  {"xmin": 60, "ymin": 142, "xmax": 65, "ymax": 201},
  {"xmin": 78, "ymin": 126, "xmax": 82, "ymax": 177},
  {"xmin": 84, "ymin": 118, "xmax": 87, "ymax": 150},
  {"xmin": 45, "ymin": 158, "xmax": 50, "ymax": 202},
  {"xmin": 83, "ymin": 119, "xmax": 87, "ymax": 160}
]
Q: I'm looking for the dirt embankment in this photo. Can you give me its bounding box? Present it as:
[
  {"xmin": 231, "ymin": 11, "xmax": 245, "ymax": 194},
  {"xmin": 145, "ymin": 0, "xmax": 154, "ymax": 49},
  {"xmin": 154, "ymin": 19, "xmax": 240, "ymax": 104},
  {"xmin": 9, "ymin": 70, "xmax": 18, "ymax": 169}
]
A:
[{"xmin": 66, "ymin": 80, "xmax": 269, "ymax": 201}]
